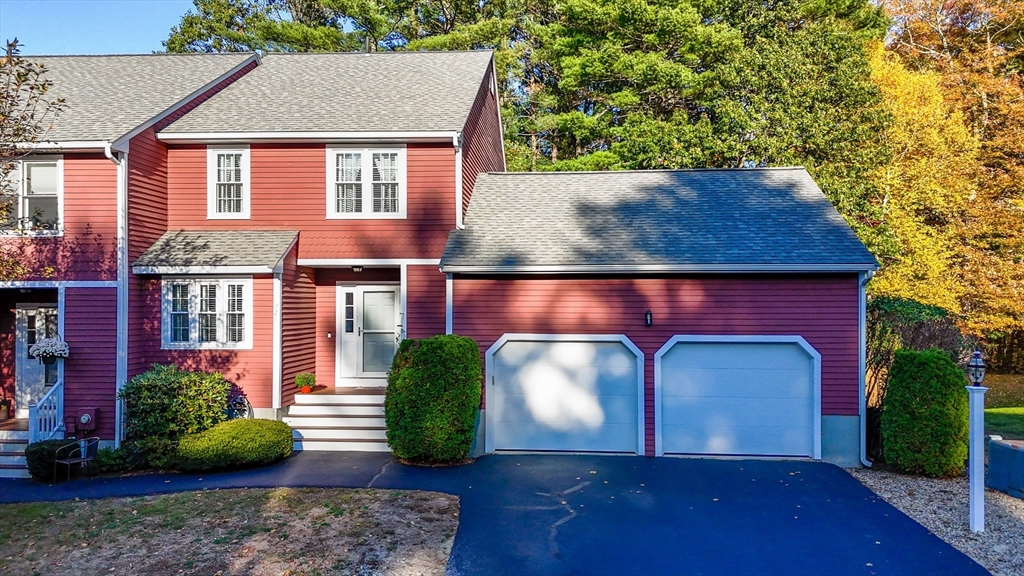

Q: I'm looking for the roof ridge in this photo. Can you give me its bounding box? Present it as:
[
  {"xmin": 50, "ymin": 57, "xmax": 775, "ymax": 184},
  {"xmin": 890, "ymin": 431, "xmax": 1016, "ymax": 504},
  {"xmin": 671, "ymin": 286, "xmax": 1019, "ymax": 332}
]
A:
[
  {"xmin": 482, "ymin": 167, "xmax": 808, "ymax": 176},
  {"xmin": 261, "ymin": 49, "xmax": 493, "ymax": 57}
]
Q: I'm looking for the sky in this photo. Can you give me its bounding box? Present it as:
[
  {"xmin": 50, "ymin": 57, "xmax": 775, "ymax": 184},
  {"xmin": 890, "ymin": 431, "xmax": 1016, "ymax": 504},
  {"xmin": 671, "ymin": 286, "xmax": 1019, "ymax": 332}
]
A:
[{"xmin": 0, "ymin": 0, "xmax": 196, "ymax": 54}]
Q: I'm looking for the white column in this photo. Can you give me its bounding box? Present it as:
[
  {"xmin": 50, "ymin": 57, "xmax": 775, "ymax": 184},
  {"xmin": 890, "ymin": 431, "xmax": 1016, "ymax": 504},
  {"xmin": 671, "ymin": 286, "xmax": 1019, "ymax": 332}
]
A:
[{"xmin": 967, "ymin": 385, "xmax": 988, "ymax": 533}]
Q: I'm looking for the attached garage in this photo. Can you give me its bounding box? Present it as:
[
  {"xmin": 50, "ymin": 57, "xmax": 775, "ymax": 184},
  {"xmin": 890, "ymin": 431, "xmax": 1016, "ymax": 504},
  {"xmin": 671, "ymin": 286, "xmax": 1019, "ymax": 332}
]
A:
[
  {"xmin": 655, "ymin": 336, "xmax": 821, "ymax": 459},
  {"xmin": 485, "ymin": 335, "xmax": 644, "ymax": 454}
]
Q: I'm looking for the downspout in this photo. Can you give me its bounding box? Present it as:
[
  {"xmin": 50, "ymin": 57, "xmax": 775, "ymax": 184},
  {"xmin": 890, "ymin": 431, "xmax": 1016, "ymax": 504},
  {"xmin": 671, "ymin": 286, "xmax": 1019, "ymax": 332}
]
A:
[
  {"xmin": 105, "ymin": 143, "xmax": 129, "ymax": 448},
  {"xmin": 859, "ymin": 270, "xmax": 875, "ymax": 467}
]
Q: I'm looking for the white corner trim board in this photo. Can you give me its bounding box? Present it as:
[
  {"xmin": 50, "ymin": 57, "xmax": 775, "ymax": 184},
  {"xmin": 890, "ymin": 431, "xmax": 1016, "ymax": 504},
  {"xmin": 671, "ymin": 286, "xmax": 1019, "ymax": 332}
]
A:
[
  {"xmin": 653, "ymin": 334, "xmax": 822, "ymax": 460},
  {"xmin": 272, "ymin": 272, "xmax": 283, "ymax": 410},
  {"xmin": 483, "ymin": 333, "xmax": 646, "ymax": 456}
]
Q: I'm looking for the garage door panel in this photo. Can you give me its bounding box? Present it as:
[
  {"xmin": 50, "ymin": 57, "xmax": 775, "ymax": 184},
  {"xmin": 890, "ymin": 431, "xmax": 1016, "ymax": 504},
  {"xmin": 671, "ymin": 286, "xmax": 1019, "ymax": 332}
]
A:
[
  {"xmin": 661, "ymin": 396, "xmax": 812, "ymax": 429},
  {"xmin": 491, "ymin": 339, "xmax": 640, "ymax": 453},
  {"xmin": 661, "ymin": 368, "xmax": 812, "ymax": 399},
  {"xmin": 659, "ymin": 339, "xmax": 817, "ymax": 458},
  {"xmin": 493, "ymin": 422, "xmax": 639, "ymax": 453},
  {"xmin": 662, "ymin": 423, "xmax": 813, "ymax": 456}
]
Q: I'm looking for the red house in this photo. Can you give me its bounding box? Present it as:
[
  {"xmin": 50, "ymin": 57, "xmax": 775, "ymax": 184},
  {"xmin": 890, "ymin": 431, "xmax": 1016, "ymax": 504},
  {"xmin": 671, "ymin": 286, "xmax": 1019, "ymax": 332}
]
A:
[{"xmin": 2, "ymin": 50, "xmax": 876, "ymax": 477}]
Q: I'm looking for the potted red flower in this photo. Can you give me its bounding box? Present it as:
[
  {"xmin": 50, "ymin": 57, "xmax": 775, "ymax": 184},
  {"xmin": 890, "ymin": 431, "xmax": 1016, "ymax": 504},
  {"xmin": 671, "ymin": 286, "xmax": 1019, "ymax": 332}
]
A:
[{"xmin": 296, "ymin": 372, "xmax": 316, "ymax": 394}]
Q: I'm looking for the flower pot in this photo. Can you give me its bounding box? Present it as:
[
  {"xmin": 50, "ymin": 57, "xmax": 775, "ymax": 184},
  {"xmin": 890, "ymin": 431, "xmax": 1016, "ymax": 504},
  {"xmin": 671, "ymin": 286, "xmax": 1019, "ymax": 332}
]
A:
[
  {"xmin": 39, "ymin": 355, "xmax": 58, "ymax": 366},
  {"xmin": 300, "ymin": 385, "xmax": 313, "ymax": 394}
]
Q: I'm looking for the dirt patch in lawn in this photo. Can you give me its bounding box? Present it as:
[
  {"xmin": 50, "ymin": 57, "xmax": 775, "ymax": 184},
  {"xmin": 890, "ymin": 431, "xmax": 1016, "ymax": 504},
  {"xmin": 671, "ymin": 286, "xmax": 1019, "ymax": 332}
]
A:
[
  {"xmin": 0, "ymin": 488, "xmax": 459, "ymax": 576},
  {"xmin": 983, "ymin": 374, "xmax": 1024, "ymax": 409}
]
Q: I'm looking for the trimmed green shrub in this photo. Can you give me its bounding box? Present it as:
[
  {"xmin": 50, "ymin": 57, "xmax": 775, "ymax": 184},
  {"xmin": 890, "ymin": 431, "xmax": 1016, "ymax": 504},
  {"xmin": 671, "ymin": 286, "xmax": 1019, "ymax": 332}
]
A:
[
  {"xmin": 385, "ymin": 335, "xmax": 482, "ymax": 463},
  {"xmin": 25, "ymin": 439, "xmax": 74, "ymax": 483},
  {"xmin": 175, "ymin": 419, "xmax": 293, "ymax": 472},
  {"xmin": 119, "ymin": 364, "xmax": 231, "ymax": 441},
  {"xmin": 95, "ymin": 446, "xmax": 132, "ymax": 474},
  {"xmin": 881, "ymin": 348, "xmax": 969, "ymax": 477}
]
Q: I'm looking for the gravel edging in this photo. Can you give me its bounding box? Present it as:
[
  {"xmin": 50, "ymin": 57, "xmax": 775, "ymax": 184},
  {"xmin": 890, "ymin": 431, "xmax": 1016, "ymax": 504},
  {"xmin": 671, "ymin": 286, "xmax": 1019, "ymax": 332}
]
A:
[{"xmin": 848, "ymin": 468, "xmax": 1024, "ymax": 576}]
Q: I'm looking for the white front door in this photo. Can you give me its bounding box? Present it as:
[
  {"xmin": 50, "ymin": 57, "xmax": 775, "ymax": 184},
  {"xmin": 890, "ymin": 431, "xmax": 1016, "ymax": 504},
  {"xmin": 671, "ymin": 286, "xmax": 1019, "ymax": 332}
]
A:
[
  {"xmin": 14, "ymin": 305, "xmax": 59, "ymax": 418},
  {"xmin": 337, "ymin": 285, "xmax": 402, "ymax": 384}
]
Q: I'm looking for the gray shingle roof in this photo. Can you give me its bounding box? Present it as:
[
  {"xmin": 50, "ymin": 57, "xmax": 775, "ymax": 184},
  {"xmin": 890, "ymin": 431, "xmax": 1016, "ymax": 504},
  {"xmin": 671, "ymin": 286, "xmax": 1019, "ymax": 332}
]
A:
[
  {"xmin": 29, "ymin": 54, "xmax": 255, "ymax": 142},
  {"xmin": 440, "ymin": 168, "xmax": 878, "ymax": 272},
  {"xmin": 133, "ymin": 230, "xmax": 298, "ymax": 270},
  {"xmin": 161, "ymin": 51, "xmax": 493, "ymax": 134}
]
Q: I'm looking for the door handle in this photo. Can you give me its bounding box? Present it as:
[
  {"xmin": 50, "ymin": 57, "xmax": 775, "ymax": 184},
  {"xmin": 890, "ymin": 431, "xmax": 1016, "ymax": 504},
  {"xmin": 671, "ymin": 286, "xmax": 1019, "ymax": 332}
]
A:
[{"xmin": 358, "ymin": 327, "xmax": 363, "ymax": 336}]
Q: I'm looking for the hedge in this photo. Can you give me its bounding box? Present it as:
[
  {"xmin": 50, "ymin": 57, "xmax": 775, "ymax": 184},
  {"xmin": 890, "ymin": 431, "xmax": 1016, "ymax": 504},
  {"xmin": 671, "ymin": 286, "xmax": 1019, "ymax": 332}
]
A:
[
  {"xmin": 119, "ymin": 364, "xmax": 231, "ymax": 441},
  {"xmin": 175, "ymin": 419, "xmax": 293, "ymax": 472},
  {"xmin": 881, "ymin": 348, "xmax": 969, "ymax": 477},
  {"xmin": 385, "ymin": 335, "xmax": 482, "ymax": 463},
  {"xmin": 25, "ymin": 439, "xmax": 75, "ymax": 483}
]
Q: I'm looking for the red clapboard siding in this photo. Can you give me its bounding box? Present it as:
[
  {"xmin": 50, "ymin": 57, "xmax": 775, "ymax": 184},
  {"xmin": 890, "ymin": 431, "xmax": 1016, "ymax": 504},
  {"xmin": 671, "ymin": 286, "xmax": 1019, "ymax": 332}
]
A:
[
  {"xmin": 406, "ymin": 265, "xmax": 446, "ymax": 339},
  {"xmin": 64, "ymin": 288, "xmax": 118, "ymax": 439},
  {"xmin": 165, "ymin": 143, "xmax": 456, "ymax": 260},
  {"xmin": 127, "ymin": 275, "xmax": 276, "ymax": 408},
  {"xmin": 281, "ymin": 250, "xmax": 316, "ymax": 407},
  {"xmin": 460, "ymin": 61, "xmax": 505, "ymax": 216},
  {"xmin": 452, "ymin": 274, "xmax": 861, "ymax": 456},
  {"xmin": 0, "ymin": 153, "xmax": 118, "ymax": 281},
  {"xmin": 313, "ymin": 268, "xmax": 400, "ymax": 388}
]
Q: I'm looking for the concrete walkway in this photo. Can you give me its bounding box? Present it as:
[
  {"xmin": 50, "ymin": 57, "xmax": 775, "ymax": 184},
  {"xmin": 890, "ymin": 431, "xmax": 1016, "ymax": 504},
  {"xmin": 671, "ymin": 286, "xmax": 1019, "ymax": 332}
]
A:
[{"xmin": 0, "ymin": 452, "xmax": 987, "ymax": 576}]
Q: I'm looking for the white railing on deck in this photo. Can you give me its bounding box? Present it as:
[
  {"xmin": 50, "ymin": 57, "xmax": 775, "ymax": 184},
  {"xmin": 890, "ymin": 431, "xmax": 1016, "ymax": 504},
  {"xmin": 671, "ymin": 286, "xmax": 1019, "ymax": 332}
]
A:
[{"xmin": 29, "ymin": 378, "xmax": 64, "ymax": 443}]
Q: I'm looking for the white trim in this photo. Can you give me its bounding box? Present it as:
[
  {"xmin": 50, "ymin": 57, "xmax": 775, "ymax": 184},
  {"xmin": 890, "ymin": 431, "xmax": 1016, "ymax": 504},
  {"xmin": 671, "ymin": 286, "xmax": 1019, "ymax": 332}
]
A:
[
  {"xmin": 399, "ymin": 265, "xmax": 407, "ymax": 341},
  {"xmin": 653, "ymin": 334, "xmax": 822, "ymax": 460},
  {"xmin": 325, "ymin": 146, "xmax": 408, "ymax": 220},
  {"xmin": 206, "ymin": 145, "xmax": 251, "ymax": 220},
  {"xmin": 443, "ymin": 263, "xmax": 879, "ymax": 274},
  {"xmin": 490, "ymin": 56, "xmax": 507, "ymax": 171},
  {"xmin": 133, "ymin": 265, "xmax": 274, "ymax": 275},
  {"xmin": 454, "ymin": 139, "xmax": 465, "ymax": 229},
  {"xmin": 271, "ymin": 235, "xmax": 299, "ymax": 274},
  {"xmin": 335, "ymin": 283, "xmax": 402, "ymax": 381},
  {"xmin": 0, "ymin": 280, "xmax": 119, "ymax": 288},
  {"xmin": 56, "ymin": 288, "xmax": 66, "ymax": 393},
  {"xmin": 114, "ymin": 54, "xmax": 259, "ymax": 151},
  {"xmin": 160, "ymin": 277, "xmax": 255, "ymax": 350},
  {"xmin": 272, "ymin": 272, "xmax": 283, "ymax": 410},
  {"xmin": 4, "ymin": 155, "xmax": 65, "ymax": 237},
  {"xmin": 158, "ymin": 130, "xmax": 460, "ymax": 143},
  {"xmin": 483, "ymin": 333, "xmax": 645, "ymax": 456},
  {"xmin": 19, "ymin": 140, "xmax": 109, "ymax": 151},
  {"xmin": 297, "ymin": 258, "xmax": 439, "ymax": 267},
  {"xmin": 111, "ymin": 149, "xmax": 129, "ymax": 448},
  {"xmin": 859, "ymin": 271, "xmax": 874, "ymax": 467},
  {"xmin": 445, "ymin": 273, "xmax": 453, "ymax": 335}
]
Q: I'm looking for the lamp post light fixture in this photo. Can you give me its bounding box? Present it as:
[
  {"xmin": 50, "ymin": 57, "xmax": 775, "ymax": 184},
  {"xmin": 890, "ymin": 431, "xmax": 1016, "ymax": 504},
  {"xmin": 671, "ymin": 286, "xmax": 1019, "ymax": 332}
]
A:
[{"xmin": 966, "ymin": 349, "xmax": 988, "ymax": 533}]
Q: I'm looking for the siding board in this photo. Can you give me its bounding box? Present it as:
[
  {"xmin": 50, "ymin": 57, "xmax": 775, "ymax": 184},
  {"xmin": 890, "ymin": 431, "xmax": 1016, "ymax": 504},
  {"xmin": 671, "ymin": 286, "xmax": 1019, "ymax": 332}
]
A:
[
  {"xmin": 460, "ymin": 61, "xmax": 505, "ymax": 215},
  {"xmin": 64, "ymin": 288, "xmax": 118, "ymax": 439},
  {"xmin": 452, "ymin": 274, "xmax": 861, "ymax": 456},
  {"xmin": 281, "ymin": 249, "xmax": 316, "ymax": 407}
]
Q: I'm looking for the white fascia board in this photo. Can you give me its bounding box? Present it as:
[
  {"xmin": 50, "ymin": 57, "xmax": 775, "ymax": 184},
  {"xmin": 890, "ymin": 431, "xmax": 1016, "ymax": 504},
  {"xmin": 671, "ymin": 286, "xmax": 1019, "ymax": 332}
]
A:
[
  {"xmin": 441, "ymin": 263, "xmax": 880, "ymax": 274},
  {"xmin": 156, "ymin": 130, "xmax": 460, "ymax": 144},
  {"xmin": 16, "ymin": 140, "xmax": 109, "ymax": 151},
  {"xmin": 113, "ymin": 54, "xmax": 260, "ymax": 152},
  {"xmin": 132, "ymin": 265, "xmax": 275, "ymax": 275},
  {"xmin": 297, "ymin": 258, "xmax": 440, "ymax": 267},
  {"xmin": 0, "ymin": 280, "xmax": 119, "ymax": 288}
]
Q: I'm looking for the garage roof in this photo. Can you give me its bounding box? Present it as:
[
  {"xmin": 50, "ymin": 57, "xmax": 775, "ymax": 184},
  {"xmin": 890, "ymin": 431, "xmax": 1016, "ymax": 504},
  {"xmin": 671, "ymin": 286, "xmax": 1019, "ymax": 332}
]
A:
[{"xmin": 440, "ymin": 168, "xmax": 878, "ymax": 273}]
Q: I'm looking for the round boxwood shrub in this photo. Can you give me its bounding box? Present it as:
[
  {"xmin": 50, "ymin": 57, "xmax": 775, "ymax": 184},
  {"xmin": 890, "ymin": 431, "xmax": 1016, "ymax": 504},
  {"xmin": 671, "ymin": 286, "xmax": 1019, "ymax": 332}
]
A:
[
  {"xmin": 175, "ymin": 419, "xmax": 293, "ymax": 472},
  {"xmin": 119, "ymin": 364, "xmax": 232, "ymax": 442},
  {"xmin": 385, "ymin": 335, "xmax": 482, "ymax": 464},
  {"xmin": 25, "ymin": 439, "xmax": 75, "ymax": 483},
  {"xmin": 881, "ymin": 348, "xmax": 969, "ymax": 477}
]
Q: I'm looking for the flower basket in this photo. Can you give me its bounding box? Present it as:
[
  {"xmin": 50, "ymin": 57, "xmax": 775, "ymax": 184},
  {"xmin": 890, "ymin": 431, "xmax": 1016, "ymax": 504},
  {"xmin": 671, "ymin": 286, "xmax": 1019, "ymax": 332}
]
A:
[{"xmin": 29, "ymin": 337, "xmax": 69, "ymax": 366}]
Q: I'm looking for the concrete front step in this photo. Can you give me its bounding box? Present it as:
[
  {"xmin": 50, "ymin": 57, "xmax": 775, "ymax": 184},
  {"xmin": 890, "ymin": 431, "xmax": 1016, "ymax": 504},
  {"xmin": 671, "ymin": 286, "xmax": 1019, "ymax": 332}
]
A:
[
  {"xmin": 293, "ymin": 438, "xmax": 390, "ymax": 452},
  {"xmin": 287, "ymin": 404, "xmax": 384, "ymax": 417},
  {"xmin": 291, "ymin": 426, "xmax": 388, "ymax": 440},
  {"xmin": 284, "ymin": 415, "xmax": 386, "ymax": 428},
  {"xmin": 294, "ymin": 391, "xmax": 386, "ymax": 406},
  {"xmin": 0, "ymin": 465, "xmax": 31, "ymax": 479},
  {"xmin": 0, "ymin": 439, "xmax": 28, "ymax": 453},
  {"xmin": 0, "ymin": 429, "xmax": 31, "ymax": 441},
  {"xmin": 0, "ymin": 454, "xmax": 26, "ymax": 466}
]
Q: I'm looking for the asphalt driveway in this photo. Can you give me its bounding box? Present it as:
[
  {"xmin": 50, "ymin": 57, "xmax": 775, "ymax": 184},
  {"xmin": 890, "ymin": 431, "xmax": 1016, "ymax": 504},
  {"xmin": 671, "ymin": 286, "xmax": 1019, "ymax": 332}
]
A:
[{"xmin": 0, "ymin": 453, "xmax": 986, "ymax": 576}]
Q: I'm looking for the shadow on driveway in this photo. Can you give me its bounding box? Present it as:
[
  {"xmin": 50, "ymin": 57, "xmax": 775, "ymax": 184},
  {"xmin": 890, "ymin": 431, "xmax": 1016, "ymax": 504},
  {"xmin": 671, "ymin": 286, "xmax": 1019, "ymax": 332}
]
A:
[{"xmin": 0, "ymin": 453, "xmax": 986, "ymax": 576}]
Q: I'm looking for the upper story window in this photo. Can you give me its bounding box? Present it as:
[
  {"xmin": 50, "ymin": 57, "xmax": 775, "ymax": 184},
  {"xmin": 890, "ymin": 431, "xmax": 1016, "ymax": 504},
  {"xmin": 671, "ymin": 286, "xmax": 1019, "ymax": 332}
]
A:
[
  {"xmin": 161, "ymin": 277, "xmax": 253, "ymax": 350},
  {"xmin": 207, "ymin": 146, "xmax": 250, "ymax": 219},
  {"xmin": 2, "ymin": 156, "xmax": 63, "ymax": 235},
  {"xmin": 326, "ymin": 147, "xmax": 407, "ymax": 219}
]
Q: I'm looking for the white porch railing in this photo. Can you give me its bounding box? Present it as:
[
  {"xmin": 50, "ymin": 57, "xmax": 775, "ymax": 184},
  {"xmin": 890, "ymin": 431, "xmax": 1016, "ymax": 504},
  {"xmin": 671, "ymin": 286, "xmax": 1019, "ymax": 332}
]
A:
[{"xmin": 29, "ymin": 378, "xmax": 65, "ymax": 443}]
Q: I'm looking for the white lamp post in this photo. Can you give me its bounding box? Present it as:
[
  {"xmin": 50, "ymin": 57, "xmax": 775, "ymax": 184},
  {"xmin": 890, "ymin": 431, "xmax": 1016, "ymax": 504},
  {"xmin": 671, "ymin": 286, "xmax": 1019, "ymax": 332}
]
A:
[{"xmin": 966, "ymin": 350, "xmax": 987, "ymax": 533}]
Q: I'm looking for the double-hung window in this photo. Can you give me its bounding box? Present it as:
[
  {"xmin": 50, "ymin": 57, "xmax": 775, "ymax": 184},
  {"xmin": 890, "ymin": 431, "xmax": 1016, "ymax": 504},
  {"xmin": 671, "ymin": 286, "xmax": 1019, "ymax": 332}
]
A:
[
  {"xmin": 2, "ymin": 156, "xmax": 63, "ymax": 234},
  {"xmin": 207, "ymin": 146, "xmax": 250, "ymax": 219},
  {"xmin": 326, "ymin": 147, "xmax": 406, "ymax": 219},
  {"xmin": 161, "ymin": 278, "xmax": 253, "ymax": 349}
]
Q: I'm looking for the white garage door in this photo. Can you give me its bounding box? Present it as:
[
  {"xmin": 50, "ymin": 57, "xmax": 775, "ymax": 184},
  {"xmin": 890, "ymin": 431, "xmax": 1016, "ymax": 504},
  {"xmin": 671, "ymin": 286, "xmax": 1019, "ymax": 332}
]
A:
[
  {"xmin": 658, "ymin": 338, "xmax": 819, "ymax": 458},
  {"xmin": 489, "ymin": 337, "xmax": 642, "ymax": 453}
]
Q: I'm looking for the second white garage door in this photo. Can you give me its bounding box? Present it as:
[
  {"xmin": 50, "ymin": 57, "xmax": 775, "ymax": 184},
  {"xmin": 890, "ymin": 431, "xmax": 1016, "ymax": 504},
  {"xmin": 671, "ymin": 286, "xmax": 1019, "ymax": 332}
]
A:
[
  {"xmin": 487, "ymin": 336, "xmax": 643, "ymax": 454},
  {"xmin": 656, "ymin": 337, "xmax": 820, "ymax": 458}
]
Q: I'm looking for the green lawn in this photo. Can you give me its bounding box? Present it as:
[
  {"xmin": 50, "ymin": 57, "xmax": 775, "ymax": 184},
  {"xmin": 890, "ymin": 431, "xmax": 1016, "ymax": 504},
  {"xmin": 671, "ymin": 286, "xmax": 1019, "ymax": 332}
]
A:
[{"xmin": 984, "ymin": 374, "xmax": 1024, "ymax": 440}]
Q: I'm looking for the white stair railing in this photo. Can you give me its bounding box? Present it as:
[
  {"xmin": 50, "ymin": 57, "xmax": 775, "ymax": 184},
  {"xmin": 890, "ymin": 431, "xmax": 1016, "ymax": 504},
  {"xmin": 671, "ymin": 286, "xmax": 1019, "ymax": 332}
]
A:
[{"xmin": 29, "ymin": 378, "xmax": 64, "ymax": 443}]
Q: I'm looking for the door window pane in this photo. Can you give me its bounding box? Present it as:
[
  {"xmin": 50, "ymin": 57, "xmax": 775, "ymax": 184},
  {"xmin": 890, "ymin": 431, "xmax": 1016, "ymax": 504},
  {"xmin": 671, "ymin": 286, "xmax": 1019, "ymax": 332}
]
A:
[
  {"xmin": 362, "ymin": 291, "xmax": 395, "ymax": 331},
  {"xmin": 363, "ymin": 333, "xmax": 396, "ymax": 373},
  {"xmin": 344, "ymin": 292, "xmax": 354, "ymax": 333}
]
